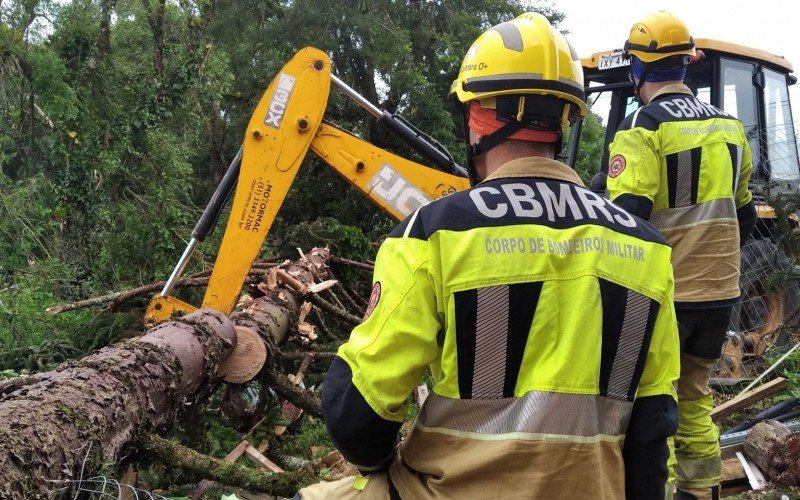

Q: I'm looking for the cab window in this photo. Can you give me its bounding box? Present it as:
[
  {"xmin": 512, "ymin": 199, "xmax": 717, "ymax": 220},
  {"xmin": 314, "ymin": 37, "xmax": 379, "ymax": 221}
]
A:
[
  {"xmin": 763, "ymin": 67, "xmax": 800, "ymax": 181},
  {"xmin": 720, "ymin": 58, "xmax": 762, "ymax": 172}
]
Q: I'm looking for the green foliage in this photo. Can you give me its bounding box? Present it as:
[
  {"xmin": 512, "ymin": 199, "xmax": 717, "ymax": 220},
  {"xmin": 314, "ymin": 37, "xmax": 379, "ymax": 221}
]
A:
[
  {"xmin": 93, "ymin": 129, "xmax": 198, "ymax": 284},
  {"xmin": 0, "ymin": 258, "xmax": 138, "ymax": 371},
  {"xmin": 203, "ymin": 414, "xmax": 244, "ymax": 459},
  {"xmin": 0, "ymin": 175, "xmax": 57, "ymax": 267},
  {"xmin": 0, "ymin": 0, "xmax": 568, "ymax": 324},
  {"xmin": 768, "ymin": 345, "xmax": 800, "ymax": 394},
  {"xmin": 766, "ymin": 192, "xmax": 800, "ymax": 265},
  {"xmin": 279, "ymin": 417, "xmax": 334, "ymax": 459},
  {"xmin": 280, "ymin": 217, "xmax": 373, "ymax": 262},
  {"xmin": 26, "ymin": 46, "xmax": 78, "ymax": 121}
]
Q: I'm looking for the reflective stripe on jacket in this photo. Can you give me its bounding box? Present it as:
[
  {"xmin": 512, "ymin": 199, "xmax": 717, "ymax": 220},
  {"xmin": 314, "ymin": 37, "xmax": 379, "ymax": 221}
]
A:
[
  {"xmin": 607, "ymin": 83, "xmax": 754, "ymax": 304},
  {"xmin": 327, "ymin": 157, "xmax": 680, "ymax": 499}
]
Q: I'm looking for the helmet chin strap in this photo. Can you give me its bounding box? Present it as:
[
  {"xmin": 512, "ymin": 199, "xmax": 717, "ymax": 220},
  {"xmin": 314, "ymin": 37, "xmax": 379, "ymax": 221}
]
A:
[
  {"xmin": 462, "ymin": 96, "xmax": 569, "ymax": 186},
  {"xmin": 465, "ymin": 119, "xmax": 532, "ymax": 186},
  {"xmin": 461, "ymin": 105, "xmax": 481, "ymax": 186}
]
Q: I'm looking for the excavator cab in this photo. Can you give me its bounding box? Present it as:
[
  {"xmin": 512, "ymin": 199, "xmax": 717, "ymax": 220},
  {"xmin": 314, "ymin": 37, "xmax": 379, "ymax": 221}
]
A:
[{"xmin": 567, "ymin": 40, "xmax": 799, "ymax": 379}]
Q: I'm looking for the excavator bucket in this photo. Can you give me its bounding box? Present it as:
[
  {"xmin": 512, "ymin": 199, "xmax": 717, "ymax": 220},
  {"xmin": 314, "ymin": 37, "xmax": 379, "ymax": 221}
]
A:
[{"xmin": 202, "ymin": 47, "xmax": 330, "ymax": 314}]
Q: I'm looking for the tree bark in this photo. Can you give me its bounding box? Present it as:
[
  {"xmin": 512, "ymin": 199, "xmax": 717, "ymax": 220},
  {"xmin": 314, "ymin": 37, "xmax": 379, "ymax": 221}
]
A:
[
  {"xmin": 745, "ymin": 420, "xmax": 800, "ymax": 485},
  {"xmin": 744, "ymin": 420, "xmax": 792, "ymax": 478},
  {"xmin": 0, "ymin": 309, "xmax": 236, "ymax": 498},
  {"xmin": 98, "ymin": 0, "xmax": 115, "ymax": 60},
  {"xmin": 0, "ymin": 248, "xmax": 332, "ymax": 498},
  {"xmin": 141, "ymin": 0, "xmax": 167, "ymax": 76},
  {"xmin": 264, "ymin": 367, "xmax": 322, "ymax": 418}
]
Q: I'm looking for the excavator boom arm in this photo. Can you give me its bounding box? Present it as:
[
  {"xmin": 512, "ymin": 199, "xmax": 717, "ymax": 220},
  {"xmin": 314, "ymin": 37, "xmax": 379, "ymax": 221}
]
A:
[
  {"xmin": 144, "ymin": 47, "xmax": 468, "ymax": 326},
  {"xmin": 311, "ymin": 123, "xmax": 470, "ymax": 221}
]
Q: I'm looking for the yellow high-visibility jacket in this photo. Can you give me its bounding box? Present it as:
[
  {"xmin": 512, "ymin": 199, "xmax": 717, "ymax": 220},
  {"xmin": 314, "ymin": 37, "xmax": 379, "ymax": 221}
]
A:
[
  {"xmin": 322, "ymin": 157, "xmax": 680, "ymax": 499},
  {"xmin": 607, "ymin": 83, "xmax": 754, "ymax": 305}
]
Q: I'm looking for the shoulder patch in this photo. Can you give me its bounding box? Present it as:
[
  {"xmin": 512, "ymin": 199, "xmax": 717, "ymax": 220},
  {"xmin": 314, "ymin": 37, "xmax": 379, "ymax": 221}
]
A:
[
  {"xmin": 363, "ymin": 281, "xmax": 381, "ymax": 320},
  {"xmin": 608, "ymin": 155, "xmax": 626, "ymax": 178}
]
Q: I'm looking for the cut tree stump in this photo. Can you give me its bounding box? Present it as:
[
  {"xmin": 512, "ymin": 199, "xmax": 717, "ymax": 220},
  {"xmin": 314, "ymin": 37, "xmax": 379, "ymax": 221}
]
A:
[
  {"xmin": 744, "ymin": 420, "xmax": 792, "ymax": 478},
  {"xmin": 218, "ymin": 325, "xmax": 267, "ymax": 383}
]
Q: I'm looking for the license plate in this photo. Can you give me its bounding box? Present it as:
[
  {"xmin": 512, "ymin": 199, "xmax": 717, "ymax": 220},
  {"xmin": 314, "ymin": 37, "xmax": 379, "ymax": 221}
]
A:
[{"xmin": 598, "ymin": 53, "xmax": 630, "ymax": 70}]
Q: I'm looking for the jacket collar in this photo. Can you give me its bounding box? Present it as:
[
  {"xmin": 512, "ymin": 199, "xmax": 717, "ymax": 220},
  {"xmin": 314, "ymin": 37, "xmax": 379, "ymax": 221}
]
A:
[
  {"xmin": 482, "ymin": 156, "xmax": 585, "ymax": 186},
  {"xmin": 649, "ymin": 82, "xmax": 693, "ymax": 102}
]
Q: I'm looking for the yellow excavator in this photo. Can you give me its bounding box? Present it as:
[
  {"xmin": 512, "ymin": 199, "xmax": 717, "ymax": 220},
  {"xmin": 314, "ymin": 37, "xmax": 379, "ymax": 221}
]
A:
[
  {"xmin": 570, "ymin": 39, "xmax": 799, "ymax": 379},
  {"xmin": 144, "ymin": 47, "xmax": 470, "ymax": 326}
]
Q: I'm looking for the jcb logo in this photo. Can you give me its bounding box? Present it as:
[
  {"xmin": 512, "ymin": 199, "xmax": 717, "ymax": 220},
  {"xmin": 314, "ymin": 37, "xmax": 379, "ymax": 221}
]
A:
[
  {"xmin": 264, "ymin": 73, "xmax": 296, "ymax": 128},
  {"xmin": 368, "ymin": 165, "xmax": 430, "ymax": 218}
]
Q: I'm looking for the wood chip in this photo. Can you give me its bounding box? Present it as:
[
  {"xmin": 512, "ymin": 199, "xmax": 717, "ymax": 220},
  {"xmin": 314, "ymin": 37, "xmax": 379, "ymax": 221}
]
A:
[
  {"xmin": 267, "ymin": 268, "xmax": 278, "ymax": 290},
  {"xmin": 321, "ymin": 450, "xmax": 343, "ymax": 467},
  {"xmin": 415, "ymin": 384, "xmax": 430, "ymax": 407},
  {"xmin": 297, "ymin": 322, "xmax": 317, "ymax": 339},
  {"xmin": 297, "ymin": 302, "xmax": 317, "ymax": 340},
  {"xmin": 244, "ymin": 444, "xmax": 283, "ymax": 473},
  {"xmin": 308, "ymin": 280, "xmax": 338, "ymax": 294},
  {"xmin": 298, "ymin": 301, "xmax": 312, "ymax": 323}
]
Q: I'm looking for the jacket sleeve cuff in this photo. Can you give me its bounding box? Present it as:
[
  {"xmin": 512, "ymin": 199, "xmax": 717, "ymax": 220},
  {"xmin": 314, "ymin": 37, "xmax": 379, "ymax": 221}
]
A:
[
  {"xmin": 736, "ymin": 200, "xmax": 756, "ymax": 246},
  {"xmin": 623, "ymin": 394, "xmax": 678, "ymax": 499},
  {"xmin": 321, "ymin": 356, "xmax": 401, "ymax": 470}
]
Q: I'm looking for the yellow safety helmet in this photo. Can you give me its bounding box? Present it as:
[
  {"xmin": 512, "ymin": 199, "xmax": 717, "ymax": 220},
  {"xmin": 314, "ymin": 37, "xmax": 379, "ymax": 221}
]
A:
[
  {"xmin": 624, "ymin": 11, "xmax": 696, "ymax": 63},
  {"xmin": 451, "ymin": 12, "xmax": 588, "ymax": 122}
]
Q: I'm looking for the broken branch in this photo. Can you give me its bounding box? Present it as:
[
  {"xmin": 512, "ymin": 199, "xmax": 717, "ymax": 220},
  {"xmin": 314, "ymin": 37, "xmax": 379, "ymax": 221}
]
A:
[
  {"xmin": 264, "ymin": 368, "xmax": 322, "ymax": 418},
  {"xmin": 144, "ymin": 434, "xmax": 311, "ymax": 497},
  {"xmin": 330, "ymin": 256, "xmax": 374, "ymax": 271}
]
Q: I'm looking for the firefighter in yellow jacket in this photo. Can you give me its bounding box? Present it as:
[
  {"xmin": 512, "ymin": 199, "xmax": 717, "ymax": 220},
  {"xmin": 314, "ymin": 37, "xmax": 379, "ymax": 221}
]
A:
[
  {"xmin": 607, "ymin": 11, "xmax": 757, "ymax": 500},
  {"xmin": 298, "ymin": 12, "xmax": 680, "ymax": 500}
]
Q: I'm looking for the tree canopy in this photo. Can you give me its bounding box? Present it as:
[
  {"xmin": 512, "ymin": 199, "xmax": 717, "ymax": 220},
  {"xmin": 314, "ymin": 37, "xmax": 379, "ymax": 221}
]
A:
[{"xmin": 0, "ymin": 0, "xmax": 604, "ymax": 359}]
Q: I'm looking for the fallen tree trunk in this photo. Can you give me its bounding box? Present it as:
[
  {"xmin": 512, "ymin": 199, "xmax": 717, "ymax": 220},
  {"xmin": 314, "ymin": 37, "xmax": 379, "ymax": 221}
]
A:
[
  {"xmin": 0, "ymin": 309, "xmax": 236, "ymax": 498},
  {"xmin": 0, "ymin": 248, "xmax": 332, "ymax": 498}
]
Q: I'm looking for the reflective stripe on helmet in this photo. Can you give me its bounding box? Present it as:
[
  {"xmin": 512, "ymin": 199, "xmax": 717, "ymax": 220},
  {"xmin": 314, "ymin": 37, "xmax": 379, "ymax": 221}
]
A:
[{"xmin": 462, "ymin": 76, "xmax": 585, "ymax": 103}]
